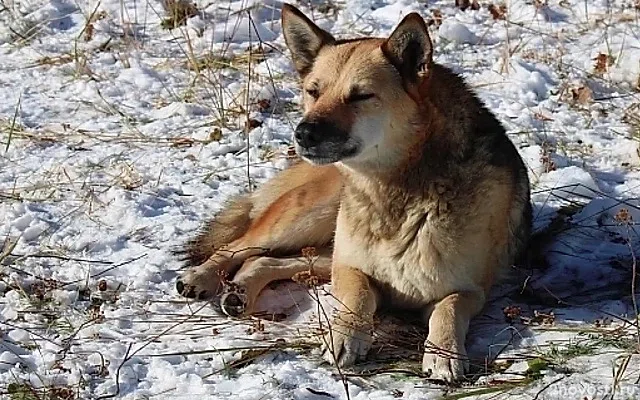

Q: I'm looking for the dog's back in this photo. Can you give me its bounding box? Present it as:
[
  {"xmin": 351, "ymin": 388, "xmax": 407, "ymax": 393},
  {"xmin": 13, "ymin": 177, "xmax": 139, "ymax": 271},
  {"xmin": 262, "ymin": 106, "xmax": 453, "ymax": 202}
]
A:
[{"xmin": 420, "ymin": 63, "xmax": 532, "ymax": 267}]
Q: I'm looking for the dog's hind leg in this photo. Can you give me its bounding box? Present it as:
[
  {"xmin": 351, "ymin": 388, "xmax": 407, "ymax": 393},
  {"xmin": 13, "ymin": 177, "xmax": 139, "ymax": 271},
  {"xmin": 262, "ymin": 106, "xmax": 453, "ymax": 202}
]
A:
[
  {"xmin": 176, "ymin": 196, "xmax": 253, "ymax": 268},
  {"xmin": 176, "ymin": 162, "xmax": 342, "ymax": 300},
  {"xmin": 220, "ymin": 248, "xmax": 332, "ymax": 317}
]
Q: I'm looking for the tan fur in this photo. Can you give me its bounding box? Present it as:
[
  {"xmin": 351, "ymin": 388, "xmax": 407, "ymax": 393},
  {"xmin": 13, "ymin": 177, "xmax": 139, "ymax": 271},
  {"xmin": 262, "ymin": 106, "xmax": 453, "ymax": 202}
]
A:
[
  {"xmin": 176, "ymin": 4, "xmax": 532, "ymax": 383},
  {"xmin": 176, "ymin": 161, "xmax": 340, "ymax": 301}
]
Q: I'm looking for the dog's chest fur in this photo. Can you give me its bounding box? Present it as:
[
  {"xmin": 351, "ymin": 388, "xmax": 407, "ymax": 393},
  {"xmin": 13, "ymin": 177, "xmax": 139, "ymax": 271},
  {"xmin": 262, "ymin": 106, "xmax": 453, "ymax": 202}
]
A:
[{"xmin": 334, "ymin": 173, "xmax": 483, "ymax": 308}]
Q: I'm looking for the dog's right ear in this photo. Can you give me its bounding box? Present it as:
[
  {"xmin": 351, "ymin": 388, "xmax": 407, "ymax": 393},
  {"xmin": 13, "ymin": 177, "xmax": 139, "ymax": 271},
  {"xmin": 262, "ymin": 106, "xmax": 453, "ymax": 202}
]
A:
[{"xmin": 281, "ymin": 4, "xmax": 335, "ymax": 77}]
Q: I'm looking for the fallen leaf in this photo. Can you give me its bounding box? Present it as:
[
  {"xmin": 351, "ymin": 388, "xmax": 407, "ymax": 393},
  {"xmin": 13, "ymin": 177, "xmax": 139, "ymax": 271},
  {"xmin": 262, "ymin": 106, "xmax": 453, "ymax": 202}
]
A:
[
  {"xmin": 533, "ymin": 0, "xmax": 548, "ymax": 9},
  {"xmin": 488, "ymin": 4, "xmax": 507, "ymax": 20},
  {"xmin": 257, "ymin": 98, "xmax": 271, "ymax": 112},
  {"xmin": 593, "ymin": 53, "xmax": 613, "ymax": 74},
  {"xmin": 427, "ymin": 9, "xmax": 443, "ymax": 27},
  {"xmin": 571, "ymin": 86, "xmax": 593, "ymax": 105},
  {"xmin": 84, "ymin": 23, "xmax": 95, "ymax": 42},
  {"xmin": 209, "ymin": 127, "xmax": 223, "ymax": 142},
  {"xmin": 245, "ymin": 118, "xmax": 262, "ymax": 132},
  {"xmin": 456, "ymin": 0, "xmax": 480, "ymax": 11}
]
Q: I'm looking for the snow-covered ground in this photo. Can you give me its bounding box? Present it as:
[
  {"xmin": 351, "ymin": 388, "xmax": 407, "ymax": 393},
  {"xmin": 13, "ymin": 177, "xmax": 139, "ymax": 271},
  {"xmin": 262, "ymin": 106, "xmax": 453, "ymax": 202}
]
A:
[{"xmin": 1, "ymin": 0, "xmax": 640, "ymax": 398}]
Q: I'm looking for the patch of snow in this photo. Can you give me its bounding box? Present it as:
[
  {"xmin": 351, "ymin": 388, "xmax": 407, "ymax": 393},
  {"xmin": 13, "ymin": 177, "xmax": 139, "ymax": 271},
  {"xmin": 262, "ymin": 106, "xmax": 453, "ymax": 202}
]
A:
[{"xmin": 439, "ymin": 20, "xmax": 477, "ymax": 44}]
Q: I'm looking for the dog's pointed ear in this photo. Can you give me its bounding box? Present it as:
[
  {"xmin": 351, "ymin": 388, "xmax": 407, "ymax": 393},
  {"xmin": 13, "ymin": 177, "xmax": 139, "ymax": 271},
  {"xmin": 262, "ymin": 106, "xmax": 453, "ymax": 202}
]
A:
[
  {"xmin": 382, "ymin": 13, "xmax": 433, "ymax": 83},
  {"xmin": 281, "ymin": 4, "xmax": 335, "ymax": 77}
]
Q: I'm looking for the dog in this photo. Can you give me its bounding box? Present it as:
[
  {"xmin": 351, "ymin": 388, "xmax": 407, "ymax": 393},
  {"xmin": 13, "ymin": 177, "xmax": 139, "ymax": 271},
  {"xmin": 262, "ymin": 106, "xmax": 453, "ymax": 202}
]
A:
[{"xmin": 175, "ymin": 4, "xmax": 532, "ymax": 382}]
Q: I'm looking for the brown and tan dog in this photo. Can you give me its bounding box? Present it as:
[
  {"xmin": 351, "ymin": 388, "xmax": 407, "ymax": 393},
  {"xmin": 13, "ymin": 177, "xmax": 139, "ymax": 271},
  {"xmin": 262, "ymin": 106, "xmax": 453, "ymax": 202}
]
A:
[{"xmin": 176, "ymin": 4, "xmax": 532, "ymax": 382}]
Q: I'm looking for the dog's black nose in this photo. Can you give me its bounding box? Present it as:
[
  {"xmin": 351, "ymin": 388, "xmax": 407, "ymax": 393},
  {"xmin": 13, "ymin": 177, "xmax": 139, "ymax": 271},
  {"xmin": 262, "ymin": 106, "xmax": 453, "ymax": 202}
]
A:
[{"xmin": 294, "ymin": 121, "xmax": 322, "ymax": 148}]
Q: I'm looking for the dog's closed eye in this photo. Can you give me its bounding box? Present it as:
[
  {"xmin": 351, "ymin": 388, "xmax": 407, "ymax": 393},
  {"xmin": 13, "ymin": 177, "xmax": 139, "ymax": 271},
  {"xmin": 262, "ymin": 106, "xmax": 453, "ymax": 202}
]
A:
[
  {"xmin": 346, "ymin": 93, "xmax": 375, "ymax": 103},
  {"xmin": 306, "ymin": 88, "xmax": 320, "ymax": 99}
]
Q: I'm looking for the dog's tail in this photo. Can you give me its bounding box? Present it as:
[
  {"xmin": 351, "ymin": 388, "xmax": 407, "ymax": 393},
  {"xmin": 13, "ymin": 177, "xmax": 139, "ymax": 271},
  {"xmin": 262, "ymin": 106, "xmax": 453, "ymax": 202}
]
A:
[{"xmin": 175, "ymin": 195, "xmax": 253, "ymax": 267}]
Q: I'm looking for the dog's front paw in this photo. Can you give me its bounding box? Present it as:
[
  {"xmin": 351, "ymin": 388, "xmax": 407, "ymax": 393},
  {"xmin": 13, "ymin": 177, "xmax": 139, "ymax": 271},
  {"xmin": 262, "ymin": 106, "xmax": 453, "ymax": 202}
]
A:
[
  {"xmin": 321, "ymin": 313, "xmax": 373, "ymax": 367},
  {"xmin": 422, "ymin": 337, "xmax": 468, "ymax": 383},
  {"xmin": 176, "ymin": 264, "xmax": 226, "ymax": 300}
]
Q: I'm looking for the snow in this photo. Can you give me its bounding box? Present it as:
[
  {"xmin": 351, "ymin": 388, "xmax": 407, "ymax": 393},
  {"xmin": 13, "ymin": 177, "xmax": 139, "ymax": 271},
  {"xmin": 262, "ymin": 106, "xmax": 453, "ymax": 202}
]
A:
[
  {"xmin": 439, "ymin": 20, "xmax": 478, "ymax": 44},
  {"xmin": 1, "ymin": 0, "xmax": 640, "ymax": 398}
]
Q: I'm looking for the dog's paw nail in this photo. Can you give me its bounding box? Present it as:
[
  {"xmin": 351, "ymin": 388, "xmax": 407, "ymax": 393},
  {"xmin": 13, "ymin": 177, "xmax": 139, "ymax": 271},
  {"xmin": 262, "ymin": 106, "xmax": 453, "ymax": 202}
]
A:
[{"xmin": 176, "ymin": 279, "xmax": 196, "ymax": 298}]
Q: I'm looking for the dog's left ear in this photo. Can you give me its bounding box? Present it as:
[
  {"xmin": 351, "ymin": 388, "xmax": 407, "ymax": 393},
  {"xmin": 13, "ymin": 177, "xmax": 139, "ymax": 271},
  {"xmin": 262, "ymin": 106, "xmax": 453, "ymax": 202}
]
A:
[{"xmin": 382, "ymin": 13, "xmax": 433, "ymax": 84}]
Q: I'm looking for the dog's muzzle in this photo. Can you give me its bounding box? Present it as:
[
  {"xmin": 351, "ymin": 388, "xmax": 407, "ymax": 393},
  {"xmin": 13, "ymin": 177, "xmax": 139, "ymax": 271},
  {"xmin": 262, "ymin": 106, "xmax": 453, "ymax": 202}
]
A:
[{"xmin": 294, "ymin": 119, "xmax": 359, "ymax": 164}]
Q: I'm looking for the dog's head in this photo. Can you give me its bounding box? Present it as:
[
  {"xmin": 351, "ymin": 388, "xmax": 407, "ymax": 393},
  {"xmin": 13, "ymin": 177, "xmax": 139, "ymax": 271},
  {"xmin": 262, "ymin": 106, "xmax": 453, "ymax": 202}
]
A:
[{"xmin": 282, "ymin": 4, "xmax": 433, "ymax": 166}]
